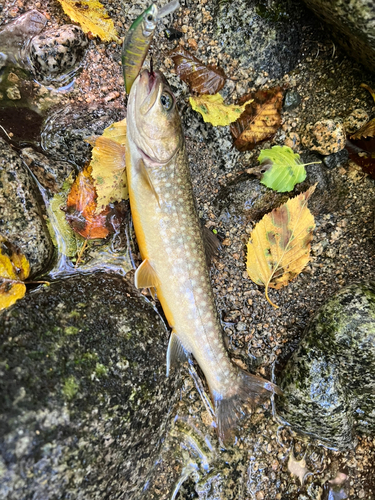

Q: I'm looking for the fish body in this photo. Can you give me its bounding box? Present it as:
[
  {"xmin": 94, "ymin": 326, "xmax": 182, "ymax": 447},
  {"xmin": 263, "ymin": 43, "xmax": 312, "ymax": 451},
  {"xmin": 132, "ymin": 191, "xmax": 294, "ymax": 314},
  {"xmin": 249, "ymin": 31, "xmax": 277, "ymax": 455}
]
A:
[{"xmin": 126, "ymin": 69, "xmax": 280, "ymax": 442}]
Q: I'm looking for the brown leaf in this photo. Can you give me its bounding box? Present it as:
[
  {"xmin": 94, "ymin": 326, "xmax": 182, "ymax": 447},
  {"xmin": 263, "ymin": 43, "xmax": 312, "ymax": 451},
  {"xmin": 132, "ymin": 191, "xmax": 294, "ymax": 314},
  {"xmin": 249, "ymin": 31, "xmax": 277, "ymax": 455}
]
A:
[
  {"xmin": 230, "ymin": 87, "xmax": 283, "ymax": 152},
  {"xmin": 65, "ymin": 165, "xmax": 111, "ymax": 239},
  {"xmin": 170, "ymin": 46, "xmax": 226, "ymax": 95},
  {"xmin": 350, "ymin": 118, "xmax": 375, "ymax": 140}
]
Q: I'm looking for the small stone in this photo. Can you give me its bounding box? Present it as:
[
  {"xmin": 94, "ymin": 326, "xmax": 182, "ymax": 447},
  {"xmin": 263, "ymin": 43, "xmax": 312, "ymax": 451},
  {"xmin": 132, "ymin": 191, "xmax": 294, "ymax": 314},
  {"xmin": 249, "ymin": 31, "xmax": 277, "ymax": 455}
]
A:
[
  {"xmin": 284, "ymin": 132, "xmax": 300, "ymax": 149},
  {"xmin": 283, "ymin": 90, "xmax": 301, "ymax": 111},
  {"xmin": 302, "ymin": 119, "xmax": 346, "ymax": 155},
  {"xmin": 7, "ymin": 72, "xmax": 19, "ymax": 83},
  {"xmin": 343, "ymin": 108, "xmax": 369, "ymax": 134},
  {"xmin": 6, "ymin": 86, "xmax": 21, "ymax": 100},
  {"xmin": 323, "ymin": 148, "xmax": 349, "ymax": 169}
]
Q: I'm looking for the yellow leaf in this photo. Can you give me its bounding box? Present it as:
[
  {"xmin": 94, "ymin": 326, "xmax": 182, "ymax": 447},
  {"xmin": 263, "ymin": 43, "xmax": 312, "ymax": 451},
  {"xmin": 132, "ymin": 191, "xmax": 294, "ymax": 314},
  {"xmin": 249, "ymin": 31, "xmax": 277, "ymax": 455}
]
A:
[
  {"xmin": 246, "ymin": 185, "xmax": 316, "ymax": 308},
  {"xmin": 90, "ymin": 135, "xmax": 128, "ymax": 214},
  {"xmin": 57, "ymin": 0, "xmax": 121, "ymax": 43},
  {"xmin": 102, "ymin": 118, "xmax": 127, "ymax": 146},
  {"xmin": 0, "ymin": 235, "xmax": 30, "ymax": 311},
  {"xmin": 189, "ymin": 94, "xmax": 253, "ymax": 126}
]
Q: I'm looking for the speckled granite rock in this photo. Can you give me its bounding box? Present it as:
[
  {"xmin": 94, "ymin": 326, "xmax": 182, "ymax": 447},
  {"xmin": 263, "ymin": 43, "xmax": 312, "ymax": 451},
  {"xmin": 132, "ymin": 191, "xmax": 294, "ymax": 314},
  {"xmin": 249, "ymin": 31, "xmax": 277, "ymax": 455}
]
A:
[
  {"xmin": 276, "ymin": 283, "xmax": 375, "ymax": 450},
  {"xmin": 301, "ymin": 0, "xmax": 375, "ymax": 73},
  {"xmin": 302, "ymin": 119, "xmax": 346, "ymax": 155},
  {"xmin": 0, "ymin": 138, "xmax": 53, "ymax": 276},
  {"xmin": 214, "ymin": 0, "xmax": 305, "ymax": 79},
  {"xmin": 0, "ymin": 273, "xmax": 178, "ymax": 500},
  {"xmin": 28, "ymin": 25, "xmax": 88, "ymax": 85},
  {"xmin": 20, "ymin": 148, "xmax": 75, "ymax": 194},
  {"xmin": 41, "ymin": 104, "xmax": 124, "ymax": 167}
]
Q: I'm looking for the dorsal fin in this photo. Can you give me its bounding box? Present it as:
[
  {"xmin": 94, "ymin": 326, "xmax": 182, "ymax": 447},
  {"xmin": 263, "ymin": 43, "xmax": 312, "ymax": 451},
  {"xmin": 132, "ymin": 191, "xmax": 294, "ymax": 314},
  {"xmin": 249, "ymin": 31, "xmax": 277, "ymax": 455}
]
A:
[
  {"xmin": 134, "ymin": 259, "xmax": 159, "ymax": 289},
  {"xmin": 138, "ymin": 159, "xmax": 160, "ymax": 207},
  {"xmin": 166, "ymin": 331, "xmax": 188, "ymax": 377}
]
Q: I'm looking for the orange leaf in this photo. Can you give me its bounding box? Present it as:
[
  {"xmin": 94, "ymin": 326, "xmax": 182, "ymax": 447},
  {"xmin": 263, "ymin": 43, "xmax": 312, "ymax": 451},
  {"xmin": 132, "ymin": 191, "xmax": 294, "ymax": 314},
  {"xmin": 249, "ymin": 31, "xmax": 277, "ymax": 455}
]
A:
[
  {"xmin": 65, "ymin": 165, "xmax": 111, "ymax": 239},
  {"xmin": 170, "ymin": 46, "xmax": 226, "ymax": 95},
  {"xmin": 230, "ymin": 87, "xmax": 283, "ymax": 152}
]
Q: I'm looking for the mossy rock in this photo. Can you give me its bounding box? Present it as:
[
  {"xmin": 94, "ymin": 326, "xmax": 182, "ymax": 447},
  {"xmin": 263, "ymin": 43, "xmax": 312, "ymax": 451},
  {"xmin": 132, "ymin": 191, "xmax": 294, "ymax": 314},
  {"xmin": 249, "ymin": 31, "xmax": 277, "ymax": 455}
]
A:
[
  {"xmin": 0, "ymin": 273, "xmax": 178, "ymax": 499},
  {"xmin": 276, "ymin": 282, "xmax": 375, "ymax": 450}
]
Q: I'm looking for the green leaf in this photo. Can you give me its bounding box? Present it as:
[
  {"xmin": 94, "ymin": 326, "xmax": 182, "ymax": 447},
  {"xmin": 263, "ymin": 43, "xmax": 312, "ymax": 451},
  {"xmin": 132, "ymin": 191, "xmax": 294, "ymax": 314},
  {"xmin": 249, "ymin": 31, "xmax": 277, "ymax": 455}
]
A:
[{"xmin": 258, "ymin": 146, "xmax": 308, "ymax": 192}]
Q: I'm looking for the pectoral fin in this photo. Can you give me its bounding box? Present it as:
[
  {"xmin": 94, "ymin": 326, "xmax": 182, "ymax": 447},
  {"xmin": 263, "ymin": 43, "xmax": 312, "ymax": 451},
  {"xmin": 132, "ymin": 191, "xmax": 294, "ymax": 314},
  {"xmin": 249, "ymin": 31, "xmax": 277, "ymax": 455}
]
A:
[
  {"xmin": 166, "ymin": 331, "xmax": 188, "ymax": 377},
  {"xmin": 134, "ymin": 259, "xmax": 159, "ymax": 289}
]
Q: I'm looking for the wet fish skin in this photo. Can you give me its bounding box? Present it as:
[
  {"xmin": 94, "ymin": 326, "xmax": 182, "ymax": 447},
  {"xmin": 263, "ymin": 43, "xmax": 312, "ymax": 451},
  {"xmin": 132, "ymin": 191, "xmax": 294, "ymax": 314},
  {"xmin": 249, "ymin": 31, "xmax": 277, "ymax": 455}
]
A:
[{"xmin": 126, "ymin": 69, "xmax": 280, "ymax": 443}]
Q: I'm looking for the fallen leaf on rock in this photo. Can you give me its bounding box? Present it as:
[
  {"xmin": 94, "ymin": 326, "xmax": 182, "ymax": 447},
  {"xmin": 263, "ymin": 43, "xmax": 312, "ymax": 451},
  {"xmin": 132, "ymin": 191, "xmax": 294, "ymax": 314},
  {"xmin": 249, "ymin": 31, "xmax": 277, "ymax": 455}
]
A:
[
  {"xmin": 57, "ymin": 0, "xmax": 121, "ymax": 43},
  {"xmin": 350, "ymin": 118, "xmax": 375, "ymax": 140},
  {"xmin": 0, "ymin": 235, "xmax": 30, "ymax": 310},
  {"xmin": 258, "ymin": 145, "xmax": 319, "ymax": 192},
  {"xmin": 231, "ymin": 87, "xmax": 283, "ymax": 152},
  {"xmin": 65, "ymin": 164, "xmax": 111, "ymax": 240},
  {"xmin": 170, "ymin": 46, "xmax": 226, "ymax": 95},
  {"xmin": 189, "ymin": 94, "xmax": 253, "ymax": 126},
  {"xmin": 246, "ymin": 184, "xmax": 316, "ymax": 308}
]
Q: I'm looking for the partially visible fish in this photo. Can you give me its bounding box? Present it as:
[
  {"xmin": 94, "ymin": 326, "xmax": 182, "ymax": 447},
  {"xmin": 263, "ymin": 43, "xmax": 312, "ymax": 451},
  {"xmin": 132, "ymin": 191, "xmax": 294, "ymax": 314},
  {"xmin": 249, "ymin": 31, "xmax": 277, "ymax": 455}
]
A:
[
  {"xmin": 122, "ymin": 0, "xmax": 180, "ymax": 94},
  {"xmin": 125, "ymin": 69, "xmax": 281, "ymax": 443}
]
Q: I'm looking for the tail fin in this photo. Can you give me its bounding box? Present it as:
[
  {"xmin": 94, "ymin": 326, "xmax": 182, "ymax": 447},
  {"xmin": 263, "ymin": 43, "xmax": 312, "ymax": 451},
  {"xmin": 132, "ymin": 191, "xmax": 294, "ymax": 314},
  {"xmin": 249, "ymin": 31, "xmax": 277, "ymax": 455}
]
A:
[{"xmin": 214, "ymin": 367, "xmax": 282, "ymax": 445}]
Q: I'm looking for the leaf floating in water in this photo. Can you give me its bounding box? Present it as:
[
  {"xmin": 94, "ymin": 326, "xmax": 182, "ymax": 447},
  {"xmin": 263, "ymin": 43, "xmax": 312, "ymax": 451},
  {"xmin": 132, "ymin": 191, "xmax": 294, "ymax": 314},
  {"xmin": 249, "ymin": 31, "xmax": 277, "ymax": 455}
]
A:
[
  {"xmin": 231, "ymin": 87, "xmax": 283, "ymax": 152},
  {"xmin": 170, "ymin": 46, "xmax": 226, "ymax": 95},
  {"xmin": 56, "ymin": 0, "xmax": 121, "ymax": 43},
  {"xmin": 258, "ymin": 145, "xmax": 319, "ymax": 192},
  {"xmin": 189, "ymin": 94, "xmax": 253, "ymax": 126},
  {"xmin": 246, "ymin": 184, "xmax": 316, "ymax": 308},
  {"xmin": 65, "ymin": 165, "xmax": 111, "ymax": 240},
  {"xmin": 0, "ymin": 235, "xmax": 30, "ymax": 311}
]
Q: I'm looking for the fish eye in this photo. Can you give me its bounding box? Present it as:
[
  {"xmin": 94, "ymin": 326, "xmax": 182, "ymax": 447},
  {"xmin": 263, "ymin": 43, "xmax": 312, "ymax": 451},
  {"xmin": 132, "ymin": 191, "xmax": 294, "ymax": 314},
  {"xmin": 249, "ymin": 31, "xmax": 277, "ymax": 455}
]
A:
[
  {"xmin": 160, "ymin": 91, "xmax": 174, "ymax": 111},
  {"xmin": 147, "ymin": 14, "xmax": 153, "ymax": 21}
]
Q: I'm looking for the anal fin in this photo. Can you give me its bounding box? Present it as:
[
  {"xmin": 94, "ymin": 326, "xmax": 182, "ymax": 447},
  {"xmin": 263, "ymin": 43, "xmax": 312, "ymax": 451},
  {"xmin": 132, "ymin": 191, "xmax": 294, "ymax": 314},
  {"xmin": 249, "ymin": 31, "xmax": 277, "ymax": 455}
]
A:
[
  {"xmin": 134, "ymin": 259, "xmax": 159, "ymax": 289},
  {"xmin": 166, "ymin": 331, "xmax": 188, "ymax": 377}
]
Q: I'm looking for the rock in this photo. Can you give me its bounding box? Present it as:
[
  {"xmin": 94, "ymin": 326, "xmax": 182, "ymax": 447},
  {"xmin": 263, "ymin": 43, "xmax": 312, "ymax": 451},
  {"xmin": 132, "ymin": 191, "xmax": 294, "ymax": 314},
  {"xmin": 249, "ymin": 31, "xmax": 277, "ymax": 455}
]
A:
[
  {"xmin": 343, "ymin": 108, "xmax": 369, "ymax": 135},
  {"xmin": 0, "ymin": 273, "xmax": 178, "ymax": 500},
  {"xmin": 301, "ymin": 0, "xmax": 375, "ymax": 73},
  {"xmin": 302, "ymin": 119, "xmax": 346, "ymax": 155},
  {"xmin": 276, "ymin": 282, "xmax": 375, "ymax": 450},
  {"xmin": 323, "ymin": 148, "xmax": 349, "ymax": 169},
  {"xmin": 41, "ymin": 104, "xmax": 125, "ymax": 167},
  {"xmin": 28, "ymin": 25, "xmax": 88, "ymax": 85},
  {"xmin": 0, "ymin": 10, "xmax": 46, "ymax": 67},
  {"xmin": 0, "ymin": 138, "xmax": 53, "ymax": 276},
  {"xmin": 283, "ymin": 90, "xmax": 302, "ymax": 111},
  {"xmin": 213, "ymin": 0, "xmax": 305, "ymax": 79},
  {"xmin": 20, "ymin": 148, "xmax": 75, "ymax": 194}
]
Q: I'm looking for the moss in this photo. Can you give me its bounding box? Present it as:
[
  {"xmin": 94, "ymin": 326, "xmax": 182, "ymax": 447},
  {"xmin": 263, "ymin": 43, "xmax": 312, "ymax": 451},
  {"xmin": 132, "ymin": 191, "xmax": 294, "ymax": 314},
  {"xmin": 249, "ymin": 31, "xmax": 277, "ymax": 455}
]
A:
[
  {"xmin": 64, "ymin": 326, "xmax": 79, "ymax": 335},
  {"xmin": 94, "ymin": 363, "xmax": 108, "ymax": 377},
  {"xmin": 62, "ymin": 375, "xmax": 79, "ymax": 399}
]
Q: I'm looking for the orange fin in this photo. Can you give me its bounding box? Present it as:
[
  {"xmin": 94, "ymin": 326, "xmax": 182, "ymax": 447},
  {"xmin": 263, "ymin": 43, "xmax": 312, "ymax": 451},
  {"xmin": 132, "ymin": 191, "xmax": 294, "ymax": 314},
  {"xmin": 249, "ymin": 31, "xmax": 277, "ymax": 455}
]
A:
[
  {"xmin": 134, "ymin": 259, "xmax": 159, "ymax": 289},
  {"xmin": 215, "ymin": 367, "xmax": 282, "ymax": 445},
  {"xmin": 166, "ymin": 331, "xmax": 188, "ymax": 377},
  {"xmin": 138, "ymin": 159, "xmax": 160, "ymax": 207}
]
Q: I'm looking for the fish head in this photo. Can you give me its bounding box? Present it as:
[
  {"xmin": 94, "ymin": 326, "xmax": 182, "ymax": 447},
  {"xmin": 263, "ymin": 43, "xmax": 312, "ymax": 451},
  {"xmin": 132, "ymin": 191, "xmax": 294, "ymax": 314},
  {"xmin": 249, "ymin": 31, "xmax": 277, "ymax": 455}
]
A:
[
  {"xmin": 127, "ymin": 69, "xmax": 183, "ymax": 165},
  {"xmin": 141, "ymin": 4, "xmax": 158, "ymax": 37}
]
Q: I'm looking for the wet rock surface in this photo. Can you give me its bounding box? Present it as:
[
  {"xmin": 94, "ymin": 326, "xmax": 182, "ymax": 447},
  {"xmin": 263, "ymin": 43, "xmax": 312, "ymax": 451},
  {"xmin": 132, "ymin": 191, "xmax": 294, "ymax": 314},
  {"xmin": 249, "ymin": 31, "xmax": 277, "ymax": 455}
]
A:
[
  {"xmin": 29, "ymin": 25, "xmax": 88, "ymax": 84},
  {"xmin": 277, "ymin": 282, "xmax": 375, "ymax": 450},
  {"xmin": 301, "ymin": 0, "xmax": 375, "ymax": 73},
  {"xmin": 0, "ymin": 273, "xmax": 178, "ymax": 500},
  {"xmin": 0, "ymin": 138, "xmax": 53, "ymax": 276}
]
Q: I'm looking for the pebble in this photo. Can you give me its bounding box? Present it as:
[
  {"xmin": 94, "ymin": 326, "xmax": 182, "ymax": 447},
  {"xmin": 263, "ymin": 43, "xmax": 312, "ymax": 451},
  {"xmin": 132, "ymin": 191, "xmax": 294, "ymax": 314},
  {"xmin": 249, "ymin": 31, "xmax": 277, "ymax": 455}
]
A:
[{"xmin": 302, "ymin": 119, "xmax": 346, "ymax": 155}]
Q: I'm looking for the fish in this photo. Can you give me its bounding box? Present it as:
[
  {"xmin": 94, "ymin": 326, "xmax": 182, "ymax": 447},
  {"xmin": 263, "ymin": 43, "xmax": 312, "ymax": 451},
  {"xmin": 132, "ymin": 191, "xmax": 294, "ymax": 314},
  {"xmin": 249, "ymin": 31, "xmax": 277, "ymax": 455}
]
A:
[
  {"xmin": 122, "ymin": 0, "xmax": 180, "ymax": 94},
  {"xmin": 125, "ymin": 68, "xmax": 281, "ymax": 443}
]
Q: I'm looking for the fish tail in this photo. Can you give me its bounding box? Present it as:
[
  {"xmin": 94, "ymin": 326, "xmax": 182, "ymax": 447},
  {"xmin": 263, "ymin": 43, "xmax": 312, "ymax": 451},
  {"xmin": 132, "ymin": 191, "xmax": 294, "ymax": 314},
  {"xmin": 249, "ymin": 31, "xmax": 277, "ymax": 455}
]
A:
[{"xmin": 214, "ymin": 367, "xmax": 282, "ymax": 445}]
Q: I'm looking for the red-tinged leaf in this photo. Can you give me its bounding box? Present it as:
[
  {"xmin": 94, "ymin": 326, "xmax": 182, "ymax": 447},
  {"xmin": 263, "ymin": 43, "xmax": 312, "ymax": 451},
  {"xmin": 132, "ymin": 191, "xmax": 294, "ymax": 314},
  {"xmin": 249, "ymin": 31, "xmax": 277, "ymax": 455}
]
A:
[
  {"xmin": 230, "ymin": 87, "xmax": 283, "ymax": 152},
  {"xmin": 65, "ymin": 165, "xmax": 111, "ymax": 239},
  {"xmin": 170, "ymin": 46, "xmax": 226, "ymax": 95}
]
